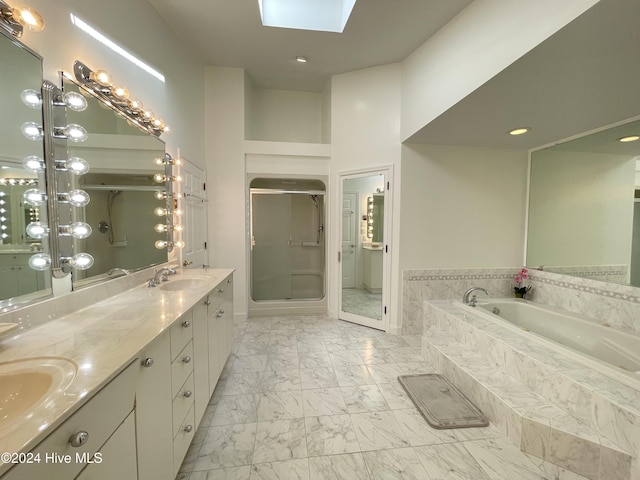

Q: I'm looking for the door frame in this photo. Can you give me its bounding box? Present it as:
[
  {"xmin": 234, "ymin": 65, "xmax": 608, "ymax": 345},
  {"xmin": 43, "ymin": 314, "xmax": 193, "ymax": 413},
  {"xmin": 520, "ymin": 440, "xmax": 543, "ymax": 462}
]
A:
[
  {"xmin": 337, "ymin": 166, "xmax": 393, "ymax": 331},
  {"xmin": 341, "ymin": 191, "xmax": 358, "ymax": 289}
]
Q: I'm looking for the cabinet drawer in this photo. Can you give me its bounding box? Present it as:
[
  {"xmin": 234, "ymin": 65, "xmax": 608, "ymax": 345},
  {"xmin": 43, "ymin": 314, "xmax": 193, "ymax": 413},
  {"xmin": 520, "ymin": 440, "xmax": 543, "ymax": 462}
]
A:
[
  {"xmin": 173, "ymin": 404, "xmax": 195, "ymax": 477},
  {"xmin": 172, "ymin": 373, "xmax": 195, "ymax": 437},
  {"xmin": 171, "ymin": 341, "xmax": 194, "ymax": 399},
  {"xmin": 2, "ymin": 360, "xmax": 137, "ymax": 480},
  {"xmin": 74, "ymin": 410, "xmax": 137, "ymax": 480},
  {"xmin": 170, "ymin": 311, "xmax": 193, "ymax": 361}
]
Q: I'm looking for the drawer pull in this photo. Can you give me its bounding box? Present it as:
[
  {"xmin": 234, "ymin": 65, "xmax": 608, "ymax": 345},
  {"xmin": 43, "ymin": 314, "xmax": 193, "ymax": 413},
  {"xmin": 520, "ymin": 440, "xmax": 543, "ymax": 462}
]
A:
[
  {"xmin": 183, "ymin": 425, "xmax": 193, "ymax": 433},
  {"xmin": 183, "ymin": 389, "xmax": 193, "ymax": 398},
  {"xmin": 69, "ymin": 431, "xmax": 89, "ymax": 447},
  {"xmin": 216, "ymin": 311, "xmax": 223, "ymax": 318},
  {"xmin": 141, "ymin": 357, "xmax": 154, "ymax": 368},
  {"xmin": 227, "ymin": 279, "xmax": 232, "ymax": 283},
  {"xmin": 204, "ymin": 299, "xmax": 211, "ymax": 306},
  {"xmin": 218, "ymin": 288, "xmax": 224, "ymax": 293},
  {"xmin": 182, "ymin": 320, "xmax": 191, "ymax": 328},
  {"xmin": 182, "ymin": 355, "xmax": 192, "ymax": 364}
]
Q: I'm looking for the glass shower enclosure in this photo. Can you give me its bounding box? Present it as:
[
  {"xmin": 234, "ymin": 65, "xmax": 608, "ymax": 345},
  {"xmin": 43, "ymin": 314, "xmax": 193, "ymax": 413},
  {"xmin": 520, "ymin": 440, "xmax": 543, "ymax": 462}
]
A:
[{"xmin": 250, "ymin": 178, "xmax": 325, "ymax": 302}]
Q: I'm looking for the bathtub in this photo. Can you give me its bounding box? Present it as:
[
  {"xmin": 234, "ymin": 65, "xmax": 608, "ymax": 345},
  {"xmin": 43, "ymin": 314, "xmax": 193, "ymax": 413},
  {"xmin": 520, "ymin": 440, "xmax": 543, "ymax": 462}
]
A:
[{"xmin": 459, "ymin": 299, "xmax": 640, "ymax": 384}]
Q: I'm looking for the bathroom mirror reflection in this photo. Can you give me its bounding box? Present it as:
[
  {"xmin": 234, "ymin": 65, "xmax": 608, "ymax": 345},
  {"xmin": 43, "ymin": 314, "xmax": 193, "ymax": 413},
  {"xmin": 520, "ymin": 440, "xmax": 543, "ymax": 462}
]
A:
[
  {"xmin": 0, "ymin": 29, "xmax": 51, "ymax": 305},
  {"xmin": 61, "ymin": 78, "xmax": 167, "ymax": 285},
  {"xmin": 340, "ymin": 174, "xmax": 385, "ymax": 329},
  {"xmin": 527, "ymin": 117, "xmax": 640, "ymax": 287}
]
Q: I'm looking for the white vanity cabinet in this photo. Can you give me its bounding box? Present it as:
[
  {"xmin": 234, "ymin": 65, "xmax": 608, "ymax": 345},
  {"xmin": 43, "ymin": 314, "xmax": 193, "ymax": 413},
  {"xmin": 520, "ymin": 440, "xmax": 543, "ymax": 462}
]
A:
[
  {"xmin": 192, "ymin": 298, "xmax": 210, "ymax": 425},
  {"xmin": 2, "ymin": 360, "xmax": 138, "ymax": 480},
  {"xmin": 206, "ymin": 274, "xmax": 234, "ymax": 395}
]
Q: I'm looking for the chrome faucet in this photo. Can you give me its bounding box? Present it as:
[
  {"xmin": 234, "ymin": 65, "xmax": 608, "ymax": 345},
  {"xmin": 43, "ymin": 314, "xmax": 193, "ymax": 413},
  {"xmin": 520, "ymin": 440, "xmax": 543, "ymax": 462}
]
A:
[
  {"xmin": 462, "ymin": 287, "xmax": 489, "ymax": 307},
  {"xmin": 147, "ymin": 267, "xmax": 177, "ymax": 287}
]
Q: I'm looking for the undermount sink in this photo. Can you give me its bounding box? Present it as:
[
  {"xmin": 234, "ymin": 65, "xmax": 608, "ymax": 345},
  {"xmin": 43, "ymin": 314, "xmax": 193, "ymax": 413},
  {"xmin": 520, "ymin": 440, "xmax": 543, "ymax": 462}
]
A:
[
  {"xmin": 158, "ymin": 276, "xmax": 210, "ymax": 291},
  {"xmin": 0, "ymin": 357, "xmax": 77, "ymax": 432}
]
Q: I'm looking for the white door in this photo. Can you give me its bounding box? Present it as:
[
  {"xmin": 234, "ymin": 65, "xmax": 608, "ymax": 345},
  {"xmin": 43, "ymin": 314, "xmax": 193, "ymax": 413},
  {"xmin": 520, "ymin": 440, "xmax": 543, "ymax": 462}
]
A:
[
  {"xmin": 339, "ymin": 171, "xmax": 390, "ymax": 331},
  {"xmin": 341, "ymin": 193, "xmax": 357, "ymax": 288},
  {"xmin": 180, "ymin": 156, "xmax": 208, "ymax": 268}
]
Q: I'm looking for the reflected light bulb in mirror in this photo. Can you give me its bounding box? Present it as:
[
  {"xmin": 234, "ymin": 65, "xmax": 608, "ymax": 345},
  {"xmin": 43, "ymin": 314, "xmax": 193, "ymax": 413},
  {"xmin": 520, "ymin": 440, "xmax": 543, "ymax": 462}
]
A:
[
  {"xmin": 13, "ymin": 5, "xmax": 45, "ymax": 32},
  {"xmin": 91, "ymin": 70, "xmax": 112, "ymax": 87},
  {"xmin": 67, "ymin": 189, "xmax": 90, "ymax": 207},
  {"xmin": 21, "ymin": 89, "xmax": 41, "ymax": 108},
  {"xmin": 69, "ymin": 252, "xmax": 94, "ymax": 270},
  {"xmin": 153, "ymin": 173, "xmax": 166, "ymax": 183},
  {"xmin": 154, "ymin": 223, "xmax": 168, "ymax": 233},
  {"xmin": 154, "ymin": 207, "xmax": 167, "ymax": 216},
  {"xmin": 62, "ymin": 124, "xmax": 88, "ymax": 143},
  {"xmin": 21, "ymin": 121, "xmax": 43, "ymax": 140},
  {"xmin": 155, "ymin": 240, "xmax": 168, "ymax": 249},
  {"xmin": 26, "ymin": 222, "xmax": 48, "ymax": 239},
  {"xmin": 66, "ymin": 157, "xmax": 89, "ymax": 175},
  {"xmin": 63, "ymin": 92, "xmax": 87, "ymax": 112},
  {"xmin": 28, "ymin": 253, "xmax": 51, "ymax": 271},
  {"xmin": 154, "ymin": 191, "xmax": 167, "ymax": 200},
  {"xmin": 22, "ymin": 155, "xmax": 44, "ymax": 172},
  {"xmin": 23, "ymin": 189, "xmax": 47, "ymax": 206}
]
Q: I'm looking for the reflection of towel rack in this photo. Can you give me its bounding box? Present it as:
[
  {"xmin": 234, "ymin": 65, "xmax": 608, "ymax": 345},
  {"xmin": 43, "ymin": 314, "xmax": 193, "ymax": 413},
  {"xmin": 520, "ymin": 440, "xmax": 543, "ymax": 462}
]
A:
[{"xmin": 183, "ymin": 193, "xmax": 209, "ymax": 202}]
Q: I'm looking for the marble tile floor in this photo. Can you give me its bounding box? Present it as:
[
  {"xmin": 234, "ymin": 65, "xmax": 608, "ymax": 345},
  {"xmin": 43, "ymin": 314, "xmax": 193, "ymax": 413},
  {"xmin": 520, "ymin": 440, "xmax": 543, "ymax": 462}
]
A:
[
  {"xmin": 341, "ymin": 288, "xmax": 382, "ymax": 320},
  {"xmin": 176, "ymin": 315, "xmax": 589, "ymax": 480}
]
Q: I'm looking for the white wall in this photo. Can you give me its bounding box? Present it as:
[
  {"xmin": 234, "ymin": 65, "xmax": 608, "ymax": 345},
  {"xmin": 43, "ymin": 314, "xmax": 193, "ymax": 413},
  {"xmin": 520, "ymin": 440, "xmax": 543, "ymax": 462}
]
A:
[
  {"xmin": 400, "ymin": 144, "xmax": 528, "ymax": 269},
  {"xmin": 528, "ymin": 150, "xmax": 636, "ymax": 267},
  {"xmin": 401, "ymin": 0, "xmax": 599, "ymax": 141},
  {"xmin": 247, "ymin": 89, "xmax": 324, "ymax": 143},
  {"xmin": 204, "ymin": 67, "xmax": 247, "ymax": 318},
  {"xmin": 330, "ymin": 63, "xmax": 402, "ymax": 329}
]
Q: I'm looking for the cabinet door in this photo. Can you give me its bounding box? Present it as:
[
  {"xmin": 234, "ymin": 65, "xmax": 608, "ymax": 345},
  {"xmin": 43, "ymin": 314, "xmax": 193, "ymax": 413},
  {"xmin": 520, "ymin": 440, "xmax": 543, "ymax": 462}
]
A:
[
  {"xmin": 192, "ymin": 298, "xmax": 209, "ymax": 426},
  {"xmin": 207, "ymin": 294, "xmax": 221, "ymax": 396},
  {"xmin": 74, "ymin": 411, "xmax": 137, "ymax": 480},
  {"xmin": 224, "ymin": 276, "xmax": 234, "ymax": 359},
  {"xmin": 135, "ymin": 332, "xmax": 173, "ymax": 480}
]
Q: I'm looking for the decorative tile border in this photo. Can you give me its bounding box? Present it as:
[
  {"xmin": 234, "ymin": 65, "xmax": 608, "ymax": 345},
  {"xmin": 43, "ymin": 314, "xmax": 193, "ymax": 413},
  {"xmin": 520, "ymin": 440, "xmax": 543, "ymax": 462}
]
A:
[
  {"xmin": 529, "ymin": 271, "xmax": 640, "ymax": 304},
  {"xmin": 408, "ymin": 273, "xmax": 514, "ymax": 282}
]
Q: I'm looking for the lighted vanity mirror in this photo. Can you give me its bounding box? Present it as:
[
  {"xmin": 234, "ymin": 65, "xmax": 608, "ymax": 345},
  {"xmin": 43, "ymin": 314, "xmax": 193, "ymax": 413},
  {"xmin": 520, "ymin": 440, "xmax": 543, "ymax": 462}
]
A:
[
  {"xmin": 0, "ymin": 29, "xmax": 51, "ymax": 305},
  {"xmin": 60, "ymin": 78, "xmax": 167, "ymax": 285},
  {"xmin": 527, "ymin": 117, "xmax": 640, "ymax": 287}
]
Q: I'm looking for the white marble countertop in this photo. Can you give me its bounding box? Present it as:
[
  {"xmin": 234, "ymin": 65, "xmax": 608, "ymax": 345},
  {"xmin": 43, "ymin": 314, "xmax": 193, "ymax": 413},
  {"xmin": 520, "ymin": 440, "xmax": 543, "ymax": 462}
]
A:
[{"xmin": 0, "ymin": 267, "xmax": 234, "ymax": 474}]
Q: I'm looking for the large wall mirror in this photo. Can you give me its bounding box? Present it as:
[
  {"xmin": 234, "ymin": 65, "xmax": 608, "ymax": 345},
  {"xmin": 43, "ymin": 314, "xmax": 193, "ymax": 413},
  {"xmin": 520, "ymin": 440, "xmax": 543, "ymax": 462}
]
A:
[
  {"xmin": 527, "ymin": 117, "xmax": 640, "ymax": 287},
  {"xmin": 61, "ymin": 77, "xmax": 168, "ymax": 286},
  {"xmin": 0, "ymin": 29, "xmax": 51, "ymax": 305}
]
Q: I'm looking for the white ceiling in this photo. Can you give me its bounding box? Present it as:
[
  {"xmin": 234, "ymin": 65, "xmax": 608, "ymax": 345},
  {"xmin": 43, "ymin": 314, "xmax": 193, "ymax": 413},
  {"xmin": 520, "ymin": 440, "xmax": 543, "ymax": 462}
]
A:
[
  {"xmin": 147, "ymin": 0, "xmax": 640, "ymax": 151},
  {"xmin": 146, "ymin": 0, "xmax": 473, "ymax": 92}
]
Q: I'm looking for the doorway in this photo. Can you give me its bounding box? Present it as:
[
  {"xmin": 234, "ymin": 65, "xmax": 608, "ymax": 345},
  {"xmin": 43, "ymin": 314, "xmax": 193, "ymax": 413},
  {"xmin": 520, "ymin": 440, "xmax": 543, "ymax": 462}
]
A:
[{"xmin": 338, "ymin": 169, "xmax": 391, "ymax": 330}]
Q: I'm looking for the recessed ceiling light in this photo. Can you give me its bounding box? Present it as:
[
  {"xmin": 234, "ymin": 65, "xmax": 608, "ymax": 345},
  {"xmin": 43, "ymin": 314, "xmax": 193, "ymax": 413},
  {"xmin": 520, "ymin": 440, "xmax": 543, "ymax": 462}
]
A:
[
  {"xmin": 509, "ymin": 127, "xmax": 531, "ymax": 136},
  {"xmin": 296, "ymin": 56, "xmax": 308, "ymax": 63},
  {"xmin": 618, "ymin": 135, "xmax": 640, "ymax": 143}
]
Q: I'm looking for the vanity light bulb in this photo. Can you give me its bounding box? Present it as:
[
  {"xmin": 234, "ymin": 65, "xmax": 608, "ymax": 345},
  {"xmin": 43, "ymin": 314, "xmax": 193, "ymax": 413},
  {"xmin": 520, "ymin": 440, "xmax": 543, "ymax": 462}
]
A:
[
  {"xmin": 28, "ymin": 253, "xmax": 51, "ymax": 271},
  {"xmin": 174, "ymin": 240, "xmax": 185, "ymax": 249},
  {"xmin": 154, "ymin": 191, "xmax": 167, "ymax": 200},
  {"xmin": 63, "ymin": 92, "xmax": 88, "ymax": 112},
  {"xmin": 91, "ymin": 70, "xmax": 112, "ymax": 87},
  {"xmin": 69, "ymin": 253, "xmax": 94, "ymax": 270},
  {"xmin": 174, "ymin": 175, "xmax": 182, "ymax": 183},
  {"xmin": 67, "ymin": 189, "xmax": 90, "ymax": 207},
  {"xmin": 154, "ymin": 223, "xmax": 168, "ymax": 233},
  {"xmin": 26, "ymin": 222, "xmax": 49, "ymax": 239},
  {"xmin": 154, "ymin": 157, "xmax": 165, "ymax": 166},
  {"xmin": 1, "ymin": 233, "xmax": 7, "ymax": 239},
  {"xmin": 23, "ymin": 189, "xmax": 47, "ymax": 207},
  {"xmin": 113, "ymin": 86, "xmax": 129, "ymax": 100},
  {"xmin": 173, "ymin": 208, "xmax": 183, "ymax": 216},
  {"xmin": 153, "ymin": 173, "xmax": 166, "ymax": 183},
  {"xmin": 162, "ymin": 125, "xmax": 171, "ymax": 134},
  {"xmin": 21, "ymin": 89, "xmax": 42, "ymax": 108},
  {"xmin": 21, "ymin": 122, "xmax": 44, "ymax": 141},
  {"xmin": 155, "ymin": 240, "xmax": 168, "ymax": 249},
  {"xmin": 174, "ymin": 224, "xmax": 183, "ymax": 232},
  {"xmin": 13, "ymin": 6, "xmax": 45, "ymax": 32},
  {"xmin": 154, "ymin": 207, "xmax": 167, "ymax": 217},
  {"xmin": 22, "ymin": 155, "xmax": 44, "ymax": 172},
  {"xmin": 130, "ymin": 99, "xmax": 143, "ymax": 112},
  {"xmin": 66, "ymin": 157, "xmax": 90, "ymax": 175},
  {"xmin": 68, "ymin": 222, "xmax": 92, "ymax": 239},
  {"xmin": 64, "ymin": 124, "xmax": 88, "ymax": 143},
  {"xmin": 143, "ymin": 110, "xmax": 154, "ymax": 120}
]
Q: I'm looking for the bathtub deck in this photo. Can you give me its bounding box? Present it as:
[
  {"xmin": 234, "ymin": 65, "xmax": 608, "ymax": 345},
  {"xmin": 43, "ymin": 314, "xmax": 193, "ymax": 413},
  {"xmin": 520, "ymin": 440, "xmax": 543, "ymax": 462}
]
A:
[{"xmin": 421, "ymin": 300, "xmax": 639, "ymax": 480}]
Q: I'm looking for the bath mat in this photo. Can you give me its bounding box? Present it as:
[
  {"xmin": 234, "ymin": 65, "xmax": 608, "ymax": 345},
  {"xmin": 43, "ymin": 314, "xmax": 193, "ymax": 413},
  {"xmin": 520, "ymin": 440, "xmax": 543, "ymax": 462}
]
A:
[{"xmin": 398, "ymin": 374, "xmax": 489, "ymax": 429}]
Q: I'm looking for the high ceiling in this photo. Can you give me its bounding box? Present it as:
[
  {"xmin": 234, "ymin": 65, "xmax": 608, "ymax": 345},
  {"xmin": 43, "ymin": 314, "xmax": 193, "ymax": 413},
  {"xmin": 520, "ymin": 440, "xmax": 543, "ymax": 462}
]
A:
[
  {"xmin": 147, "ymin": 0, "xmax": 473, "ymax": 92},
  {"xmin": 148, "ymin": 0, "xmax": 640, "ymax": 150}
]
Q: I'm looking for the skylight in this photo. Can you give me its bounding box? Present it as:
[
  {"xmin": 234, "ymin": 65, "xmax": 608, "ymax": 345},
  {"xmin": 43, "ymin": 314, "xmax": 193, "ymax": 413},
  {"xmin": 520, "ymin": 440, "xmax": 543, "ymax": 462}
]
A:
[{"xmin": 258, "ymin": 0, "xmax": 356, "ymax": 33}]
